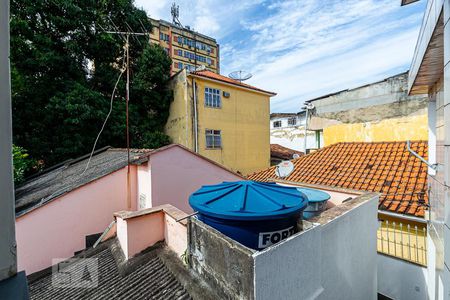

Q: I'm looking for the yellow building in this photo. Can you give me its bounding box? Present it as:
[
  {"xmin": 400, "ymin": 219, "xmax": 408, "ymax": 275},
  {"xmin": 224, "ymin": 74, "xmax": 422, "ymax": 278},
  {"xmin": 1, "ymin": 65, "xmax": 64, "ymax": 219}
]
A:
[
  {"xmin": 149, "ymin": 18, "xmax": 219, "ymax": 74},
  {"xmin": 165, "ymin": 69, "xmax": 276, "ymax": 175}
]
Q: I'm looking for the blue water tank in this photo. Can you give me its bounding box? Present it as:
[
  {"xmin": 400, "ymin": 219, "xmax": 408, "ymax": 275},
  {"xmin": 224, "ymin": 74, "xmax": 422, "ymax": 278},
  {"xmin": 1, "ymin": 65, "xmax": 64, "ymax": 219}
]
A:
[
  {"xmin": 189, "ymin": 181, "xmax": 308, "ymax": 250},
  {"xmin": 297, "ymin": 187, "xmax": 330, "ymax": 219}
]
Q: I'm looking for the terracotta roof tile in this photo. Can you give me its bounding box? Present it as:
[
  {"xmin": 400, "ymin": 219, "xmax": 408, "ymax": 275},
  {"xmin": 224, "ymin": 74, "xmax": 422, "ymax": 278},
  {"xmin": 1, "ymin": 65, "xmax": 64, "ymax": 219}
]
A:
[
  {"xmin": 248, "ymin": 141, "xmax": 428, "ymax": 218},
  {"xmin": 189, "ymin": 70, "xmax": 276, "ymax": 96},
  {"xmin": 270, "ymin": 144, "xmax": 304, "ymax": 160}
]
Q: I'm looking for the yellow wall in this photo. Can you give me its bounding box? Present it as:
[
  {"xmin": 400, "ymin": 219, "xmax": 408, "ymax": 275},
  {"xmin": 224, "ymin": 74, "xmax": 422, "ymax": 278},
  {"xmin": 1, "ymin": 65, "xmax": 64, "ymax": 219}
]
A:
[
  {"xmin": 323, "ymin": 114, "xmax": 428, "ymax": 146},
  {"xmin": 164, "ymin": 70, "xmax": 193, "ymax": 149},
  {"xmin": 377, "ymin": 214, "xmax": 427, "ymax": 266},
  {"xmin": 165, "ymin": 71, "xmax": 271, "ymax": 175},
  {"xmin": 195, "ymin": 79, "xmax": 270, "ymax": 175}
]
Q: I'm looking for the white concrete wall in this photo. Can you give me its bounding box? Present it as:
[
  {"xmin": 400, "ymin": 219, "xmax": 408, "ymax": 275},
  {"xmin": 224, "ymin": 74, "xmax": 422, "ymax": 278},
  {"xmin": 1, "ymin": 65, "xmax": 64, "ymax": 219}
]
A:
[
  {"xmin": 270, "ymin": 115, "xmax": 323, "ymax": 152},
  {"xmin": 253, "ymin": 195, "xmax": 378, "ymax": 300},
  {"xmin": 377, "ymin": 254, "xmax": 428, "ymax": 300}
]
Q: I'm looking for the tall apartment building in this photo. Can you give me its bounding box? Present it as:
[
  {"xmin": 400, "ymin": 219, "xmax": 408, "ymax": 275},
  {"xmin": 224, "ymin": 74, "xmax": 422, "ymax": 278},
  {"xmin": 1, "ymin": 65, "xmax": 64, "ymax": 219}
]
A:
[{"xmin": 149, "ymin": 18, "xmax": 220, "ymax": 74}]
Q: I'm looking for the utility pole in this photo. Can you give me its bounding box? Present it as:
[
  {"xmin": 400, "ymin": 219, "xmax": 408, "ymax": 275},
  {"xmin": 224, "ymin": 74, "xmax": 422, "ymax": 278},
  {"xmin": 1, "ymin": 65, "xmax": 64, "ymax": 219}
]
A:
[
  {"xmin": 125, "ymin": 34, "xmax": 131, "ymax": 209},
  {"xmin": 104, "ymin": 30, "xmax": 148, "ymax": 209}
]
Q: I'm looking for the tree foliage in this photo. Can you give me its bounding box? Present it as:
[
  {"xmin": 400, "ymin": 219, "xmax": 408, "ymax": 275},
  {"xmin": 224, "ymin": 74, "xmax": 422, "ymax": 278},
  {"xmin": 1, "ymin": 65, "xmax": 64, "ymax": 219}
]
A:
[
  {"xmin": 12, "ymin": 145, "xmax": 37, "ymax": 184},
  {"xmin": 10, "ymin": 0, "xmax": 173, "ymax": 167}
]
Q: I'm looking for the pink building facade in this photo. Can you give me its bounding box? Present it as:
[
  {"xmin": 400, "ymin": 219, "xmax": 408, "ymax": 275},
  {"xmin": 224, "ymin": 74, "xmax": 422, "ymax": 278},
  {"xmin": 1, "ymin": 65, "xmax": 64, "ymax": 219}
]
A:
[{"xmin": 16, "ymin": 144, "xmax": 242, "ymax": 275}]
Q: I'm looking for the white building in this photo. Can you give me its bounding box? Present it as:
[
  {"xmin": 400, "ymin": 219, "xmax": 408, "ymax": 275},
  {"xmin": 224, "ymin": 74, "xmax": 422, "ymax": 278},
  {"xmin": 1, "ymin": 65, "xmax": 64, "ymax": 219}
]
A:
[{"xmin": 270, "ymin": 112, "xmax": 323, "ymax": 153}]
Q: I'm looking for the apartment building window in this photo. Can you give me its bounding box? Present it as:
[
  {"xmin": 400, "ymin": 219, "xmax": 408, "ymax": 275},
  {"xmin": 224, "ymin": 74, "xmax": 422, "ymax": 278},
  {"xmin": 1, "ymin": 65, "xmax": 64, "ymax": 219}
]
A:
[
  {"xmin": 159, "ymin": 33, "xmax": 169, "ymax": 42},
  {"xmin": 205, "ymin": 87, "xmax": 221, "ymax": 108},
  {"xmin": 288, "ymin": 117, "xmax": 297, "ymax": 126},
  {"xmin": 273, "ymin": 121, "xmax": 282, "ymax": 128},
  {"xmin": 205, "ymin": 129, "xmax": 221, "ymax": 149}
]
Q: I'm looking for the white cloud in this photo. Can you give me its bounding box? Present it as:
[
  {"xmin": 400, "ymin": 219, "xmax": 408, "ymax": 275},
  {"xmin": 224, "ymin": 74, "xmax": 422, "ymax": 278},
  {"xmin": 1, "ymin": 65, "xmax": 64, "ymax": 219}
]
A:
[
  {"xmin": 219, "ymin": 0, "xmax": 424, "ymax": 112},
  {"xmin": 134, "ymin": 0, "xmax": 424, "ymax": 112}
]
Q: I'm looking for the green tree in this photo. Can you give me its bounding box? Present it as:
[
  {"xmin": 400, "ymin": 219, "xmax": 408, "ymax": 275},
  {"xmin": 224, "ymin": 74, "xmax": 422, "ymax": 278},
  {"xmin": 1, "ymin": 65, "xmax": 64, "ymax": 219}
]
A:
[
  {"xmin": 12, "ymin": 145, "xmax": 36, "ymax": 184},
  {"xmin": 10, "ymin": 0, "xmax": 173, "ymax": 167}
]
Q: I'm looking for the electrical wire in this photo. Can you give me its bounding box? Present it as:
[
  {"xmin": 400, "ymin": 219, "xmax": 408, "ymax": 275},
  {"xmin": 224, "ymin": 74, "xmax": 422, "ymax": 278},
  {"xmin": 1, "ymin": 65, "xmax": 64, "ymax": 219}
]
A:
[{"xmin": 81, "ymin": 52, "xmax": 127, "ymax": 175}]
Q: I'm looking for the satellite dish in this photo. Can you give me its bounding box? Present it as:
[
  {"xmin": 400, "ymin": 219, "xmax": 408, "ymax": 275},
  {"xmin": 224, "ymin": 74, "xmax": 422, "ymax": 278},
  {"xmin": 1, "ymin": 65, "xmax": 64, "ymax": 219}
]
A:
[
  {"xmin": 292, "ymin": 153, "xmax": 300, "ymax": 159},
  {"xmin": 275, "ymin": 161, "xmax": 294, "ymax": 178},
  {"xmin": 229, "ymin": 70, "xmax": 253, "ymax": 82}
]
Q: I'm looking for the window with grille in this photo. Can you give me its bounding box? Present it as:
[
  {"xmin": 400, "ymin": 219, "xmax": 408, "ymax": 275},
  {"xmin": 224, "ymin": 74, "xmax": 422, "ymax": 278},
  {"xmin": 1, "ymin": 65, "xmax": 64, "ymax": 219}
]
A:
[
  {"xmin": 205, "ymin": 87, "xmax": 221, "ymax": 108},
  {"xmin": 288, "ymin": 117, "xmax": 297, "ymax": 126},
  {"xmin": 205, "ymin": 129, "xmax": 221, "ymax": 149},
  {"xmin": 273, "ymin": 121, "xmax": 282, "ymax": 128}
]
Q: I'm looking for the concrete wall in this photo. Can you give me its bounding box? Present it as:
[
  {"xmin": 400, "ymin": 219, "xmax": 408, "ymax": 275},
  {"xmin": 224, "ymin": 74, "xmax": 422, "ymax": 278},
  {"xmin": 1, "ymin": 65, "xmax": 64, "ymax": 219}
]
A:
[
  {"xmin": 188, "ymin": 192, "xmax": 378, "ymax": 300},
  {"xmin": 254, "ymin": 224, "xmax": 323, "ymax": 300},
  {"xmin": 323, "ymin": 113, "xmax": 428, "ymax": 146},
  {"xmin": 189, "ymin": 218, "xmax": 255, "ymax": 300},
  {"xmin": 253, "ymin": 194, "xmax": 378, "ymax": 300},
  {"xmin": 0, "ymin": 0, "xmax": 17, "ymax": 281},
  {"xmin": 428, "ymin": 75, "xmax": 450, "ymax": 300},
  {"xmin": 149, "ymin": 145, "xmax": 242, "ymax": 213},
  {"xmin": 16, "ymin": 166, "xmax": 138, "ymax": 274},
  {"xmin": 115, "ymin": 205, "xmax": 188, "ymax": 259},
  {"xmin": 377, "ymin": 254, "xmax": 428, "ymax": 300},
  {"xmin": 308, "ymin": 72, "xmax": 429, "ymax": 146},
  {"xmin": 270, "ymin": 120, "xmax": 323, "ymax": 152}
]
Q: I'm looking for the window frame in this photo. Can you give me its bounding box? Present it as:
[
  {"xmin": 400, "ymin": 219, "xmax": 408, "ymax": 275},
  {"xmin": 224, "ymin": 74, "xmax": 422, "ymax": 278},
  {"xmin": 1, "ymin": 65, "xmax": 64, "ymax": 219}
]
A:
[
  {"xmin": 273, "ymin": 120, "xmax": 282, "ymax": 128},
  {"xmin": 287, "ymin": 117, "xmax": 297, "ymax": 126},
  {"xmin": 205, "ymin": 129, "xmax": 222, "ymax": 149},
  {"xmin": 204, "ymin": 87, "xmax": 222, "ymax": 108}
]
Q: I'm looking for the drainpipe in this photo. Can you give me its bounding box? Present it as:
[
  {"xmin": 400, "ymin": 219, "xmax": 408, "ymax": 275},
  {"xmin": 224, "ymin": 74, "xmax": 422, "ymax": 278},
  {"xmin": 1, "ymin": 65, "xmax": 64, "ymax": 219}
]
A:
[
  {"xmin": 303, "ymin": 102, "xmax": 314, "ymax": 153},
  {"xmin": 192, "ymin": 78, "xmax": 199, "ymax": 153}
]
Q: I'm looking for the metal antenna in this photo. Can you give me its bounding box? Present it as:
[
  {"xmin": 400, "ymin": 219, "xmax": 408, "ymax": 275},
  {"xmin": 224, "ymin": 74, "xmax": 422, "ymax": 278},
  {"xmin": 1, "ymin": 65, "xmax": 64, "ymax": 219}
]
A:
[
  {"xmin": 102, "ymin": 28, "xmax": 148, "ymax": 209},
  {"xmin": 171, "ymin": 2, "xmax": 182, "ymax": 26}
]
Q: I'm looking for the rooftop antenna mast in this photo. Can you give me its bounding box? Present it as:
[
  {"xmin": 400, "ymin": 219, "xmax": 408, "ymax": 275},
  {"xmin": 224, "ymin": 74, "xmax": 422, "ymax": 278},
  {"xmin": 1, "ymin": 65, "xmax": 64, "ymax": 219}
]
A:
[
  {"xmin": 171, "ymin": 3, "xmax": 182, "ymax": 26},
  {"xmin": 103, "ymin": 28, "xmax": 148, "ymax": 209}
]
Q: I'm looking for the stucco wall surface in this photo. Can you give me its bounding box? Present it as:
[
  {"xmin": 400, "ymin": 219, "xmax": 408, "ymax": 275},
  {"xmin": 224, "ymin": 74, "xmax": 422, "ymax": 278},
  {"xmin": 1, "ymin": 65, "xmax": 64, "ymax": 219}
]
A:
[
  {"xmin": 16, "ymin": 166, "xmax": 138, "ymax": 274},
  {"xmin": 377, "ymin": 254, "xmax": 428, "ymax": 300},
  {"xmin": 149, "ymin": 146, "xmax": 242, "ymax": 213}
]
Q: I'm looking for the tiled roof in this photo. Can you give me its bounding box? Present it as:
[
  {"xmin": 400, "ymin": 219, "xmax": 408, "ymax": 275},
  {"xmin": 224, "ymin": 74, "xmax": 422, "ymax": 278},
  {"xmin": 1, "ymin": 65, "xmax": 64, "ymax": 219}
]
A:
[
  {"xmin": 14, "ymin": 147, "xmax": 153, "ymax": 217},
  {"xmin": 249, "ymin": 141, "xmax": 428, "ymax": 218},
  {"xmin": 15, "ymin": 144, "xmax": 244, "ymax": 217},
  {"xmin": 271, "ymin": 144, "xmax": 304, "ymax": 160},
  {"xmin": 28, "ymin": 240, "xmax": 192, "ymax": 300},
  {"xmin": 189, "ymin": 70, "xmax": 276, "ymax": 96}
]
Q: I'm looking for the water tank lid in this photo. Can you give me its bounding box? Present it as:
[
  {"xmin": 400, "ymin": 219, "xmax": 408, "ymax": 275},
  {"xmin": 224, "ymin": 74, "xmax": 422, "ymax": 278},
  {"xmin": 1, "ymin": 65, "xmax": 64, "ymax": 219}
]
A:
[
  {"xmin": 189, "ymin": 181, "xmax": 308, "ymax": 220},
  {"xmin": 297, "ymin": 187, "xmax": 331, "ymax": 202}
]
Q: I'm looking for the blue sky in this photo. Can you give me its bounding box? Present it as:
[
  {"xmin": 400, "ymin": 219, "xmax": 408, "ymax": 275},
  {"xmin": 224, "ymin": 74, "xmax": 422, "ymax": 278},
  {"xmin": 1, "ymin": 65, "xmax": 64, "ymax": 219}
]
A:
[{"xmin": 135, "ymin": 0, "xmax": 426, "ymax": 112}]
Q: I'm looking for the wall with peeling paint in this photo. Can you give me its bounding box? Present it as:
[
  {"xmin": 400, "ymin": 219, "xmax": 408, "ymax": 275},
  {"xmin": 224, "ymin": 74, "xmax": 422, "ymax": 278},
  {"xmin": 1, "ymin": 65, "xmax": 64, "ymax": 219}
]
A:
[{"xmin": 307, "ymin": 72, "xmax": 429, "ymax": 146}]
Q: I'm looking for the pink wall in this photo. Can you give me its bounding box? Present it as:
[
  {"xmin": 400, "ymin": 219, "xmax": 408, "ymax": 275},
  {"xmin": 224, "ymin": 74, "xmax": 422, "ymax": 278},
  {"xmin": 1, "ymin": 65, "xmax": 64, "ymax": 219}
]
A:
[
  {"xmin": 115, "ymin": 205, "xmax": 188, "ymax": 259},
  {"xmin": 149, "ymin": 146, "xmax": 242, "ymax": 213},
  {"xmin": 121, "ymin": 212, "xmax": 164, "ymax": 259},
  {"xmin": 16, "ymin": 166, "xmax": 138, "ymax": 275}
]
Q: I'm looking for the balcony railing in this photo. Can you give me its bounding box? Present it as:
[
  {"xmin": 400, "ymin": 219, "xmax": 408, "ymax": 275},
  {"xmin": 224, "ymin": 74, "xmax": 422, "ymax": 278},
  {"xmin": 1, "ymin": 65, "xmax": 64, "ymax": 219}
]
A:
[{"xmin": 377, "ymin": 220, "xmax": 427, "ymax": 266}]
